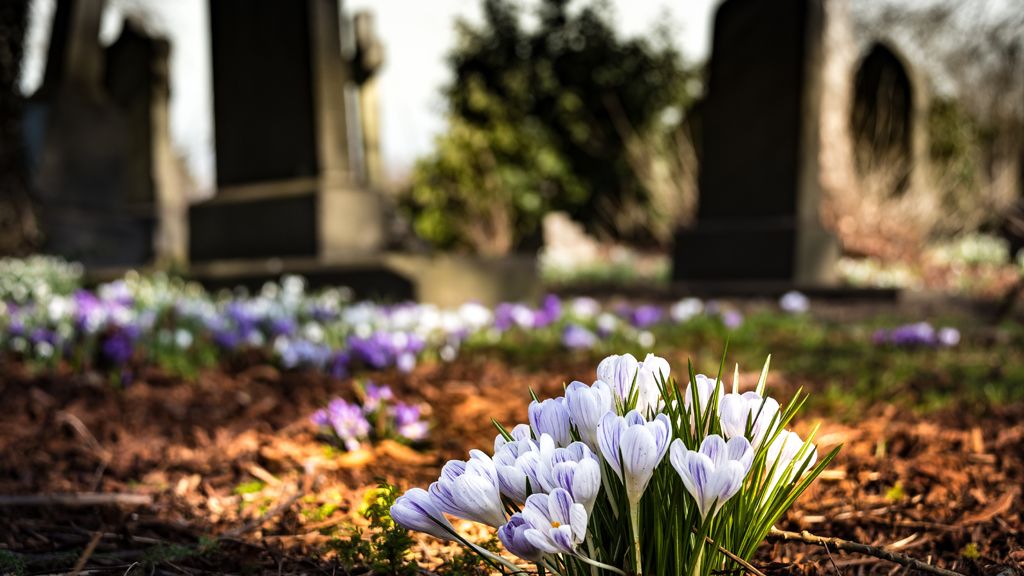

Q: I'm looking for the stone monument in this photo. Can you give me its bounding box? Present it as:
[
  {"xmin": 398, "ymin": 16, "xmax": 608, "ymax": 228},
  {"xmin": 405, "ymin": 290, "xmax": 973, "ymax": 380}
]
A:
[
  {"xmin": 353, "ymin": 11, "xmax": 385, "ymax": 190},
  {"xmin": 188, "ymin": 0, "xmax": 384, "ymax": 263},
  {"xmin": 673, "ymin": 0, "xmax": 838, "ymax": 285},
  {"xmin": 28, "ymin": 0, "xmax": 184, "ymax": 268}
]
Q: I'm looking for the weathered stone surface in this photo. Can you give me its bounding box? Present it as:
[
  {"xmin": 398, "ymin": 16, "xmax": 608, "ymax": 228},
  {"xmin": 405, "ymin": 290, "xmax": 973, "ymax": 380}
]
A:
[
  {"xmin": 29, "ymin": 0, "xmax": 179, "ymax": 267},
  {"xmin": 673, "ymin": 0, "xmax": 838, "ymax": 285},
  {"xmin": 189, "ymin": 0, "xmax": 384, "ymax": 263}
]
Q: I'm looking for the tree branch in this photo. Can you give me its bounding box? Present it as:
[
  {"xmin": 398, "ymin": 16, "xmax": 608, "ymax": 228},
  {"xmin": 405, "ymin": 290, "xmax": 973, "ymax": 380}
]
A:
[{"xmin": 768, "ymin": 528, "xmax": 966, "ymax": 576}]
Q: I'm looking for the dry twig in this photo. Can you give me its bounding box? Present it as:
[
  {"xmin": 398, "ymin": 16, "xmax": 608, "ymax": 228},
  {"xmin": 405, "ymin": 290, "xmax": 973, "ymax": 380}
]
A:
[
  {"xmin": 0, "ymin": 493, "xmax": 153, "ymax": 507},
  {"xmin": 70, "ymin": 531, "xmax": 103, "ymax": 576},
  {"xmin": 703, "ymin": 534, "xmax": 767, "ymax": 576},
  {"xmin": 768, "ymin": 528, "xmax": 966, "ymax": 576}
]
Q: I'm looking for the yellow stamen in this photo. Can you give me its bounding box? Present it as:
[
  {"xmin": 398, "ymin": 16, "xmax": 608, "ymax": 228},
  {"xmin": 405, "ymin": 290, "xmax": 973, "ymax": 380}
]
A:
[{"xmin": 550, "ymin": 521, "xmax": 561, "ymax": 528}]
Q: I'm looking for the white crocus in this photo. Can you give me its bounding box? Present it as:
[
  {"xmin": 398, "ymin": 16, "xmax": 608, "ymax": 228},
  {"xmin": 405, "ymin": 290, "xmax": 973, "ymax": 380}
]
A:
[
  {"xmin": 493, "ymin": 438, "xmax": 540, "ymax": 503},
  {"xmin": 765, "ymin": 430, "xmax": 817, "ymax": 495},
  {"xmin": 597, "ymin": 409, "xmax": 671, "ymax": 575},
  {"xmin": 670, "ymin": 435, "xmax": 753, "ymax": 520},
  {"xmin": 390, "ymin": 487, "xmax": 455, "ymax": 541},
  {"xmin": 494, "ymin": 422, "xmax": 533, "ymax": 453},
  {"xmin": 528, "ymin": 436, "xmax": 603, "ymax": 515},
  {"xmin": 718, "ymin": 391, "xmax": 780, "ymax": 449},
  {"xmin": 565, "ymin": 379, "xmax": 614, "ymax": 450},
  {"xmin": 596, "ymin": 353, "xmax": 670, "ymax": 414},
  {"xmin": 529, "ymin": 397, "xmax": 571, "ymax": 447},
  {"xmin": 520, "ymin": 488, "xmax": 587, "ymax": 556},
  {"xmin": 428, "ymin": 450, "xmax": 506, "ymax": 527},
  {"xmin": 683, "ymin": 373, "xmax": 725, "ymax": 427}
]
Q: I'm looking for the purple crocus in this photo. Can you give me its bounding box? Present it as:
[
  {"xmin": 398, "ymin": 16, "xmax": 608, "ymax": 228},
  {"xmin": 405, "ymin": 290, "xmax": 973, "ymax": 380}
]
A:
[
  {"xmin": 629, "ymin": 305, "xmax": 663, "ymax": 329},
  {"xmin": 532, "ymin": 294, "xmax": 563, "ymax": 328},
  {"xmin": 562, "ymin": 324, "xmax": 597, "ymax": 350},
  {"xmin": 313, "ymin": 398, "xmax": 370, "ymax": 451},
  {"xmin": 363, "ymin": 382, "xmax": 394, "ymax": 413},
  {"xmin": 393, "ymin": 402, "xmax": 429, "ymax": 441},
  {"xmin": 101, "ymin": 325, "xmax": 140, "ymax": 365},
  {"xmin": 722, "ymin": 310, "xmax": 744, "ymax": 329}
]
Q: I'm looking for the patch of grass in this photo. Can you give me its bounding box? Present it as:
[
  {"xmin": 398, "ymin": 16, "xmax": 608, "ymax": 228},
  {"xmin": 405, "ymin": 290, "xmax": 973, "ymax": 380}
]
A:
[
  {"xmin": 436, "ymin": 536, "xmax": 501, "ymax": 576},
  {"xmin": 233, "ymin": 480, "xmax": 264, "ymax": 495},
  {"xmin": 0, "ymin": 550, "xmax": 26, "ymax": 576},
  {"xmin": 885, "ymin": 482, "xmax": 905, "ymax": 502},
  {"xmin": 135, "ymin": 537, "xmax": 219, "ymax": 573},
  {"xmin": 330, "ymin": 483, "xmax": 418, "ymax": 576}
]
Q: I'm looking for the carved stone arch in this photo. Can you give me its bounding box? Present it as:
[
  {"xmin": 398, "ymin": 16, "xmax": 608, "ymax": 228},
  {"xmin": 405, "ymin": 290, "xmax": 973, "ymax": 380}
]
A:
[{"xmin": 850, "ymin": 41, "xmax": 927, "ymax": 196}]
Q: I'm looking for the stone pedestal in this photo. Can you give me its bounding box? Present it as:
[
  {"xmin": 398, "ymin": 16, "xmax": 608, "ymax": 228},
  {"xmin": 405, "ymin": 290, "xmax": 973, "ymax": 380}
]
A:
[
  {"xmin": 673, "ymin": 0, "xmax": 838, "ymax": 285},
  {"xmin": 188, "ymin": 0, "xmax": 384, "ymax": 264}
]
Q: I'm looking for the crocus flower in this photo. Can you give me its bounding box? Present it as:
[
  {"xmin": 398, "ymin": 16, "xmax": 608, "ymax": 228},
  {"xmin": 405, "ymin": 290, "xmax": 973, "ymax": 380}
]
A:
[
  {"xmin": 497, "ymin": 514, "xmax": 544, "ymax": 561},
  {"xmin": 494, "ymin": 438, "xmax": 540, "ymax": 502},
  {"xmin": 718, "ymin": 391, "xmax": 780, "ymax": 449},
  {"xmin": 722, "ymin": 310, "xmax": 744, "ymax": 329},
  {"xmin": 565, "ymin": 380, "xmax": 614, "ymax": 450},
  {"xmin": 597, "ymin": 353, "xmax": 638, "ymax": 403},
  {"xmin": 670, "ymin": 297, "xmax": 703, "ymax": 323},
  {"xmin": 562, "ymin": 324, "xmax": 597, "ymax": 350},
  {"xmin": 779, "ymin": 291, "xmax": 810, "ymax": 314},
  {"xmin": 363, "ymin": 382, "xmax": 394, "ymax": 413},
  {"xmin": 518, "ymin": 488, "xmax": 587, "ymax": 556},
  {"xmin": 494, "ymin": 422, "xmax": 533, "ymax": 453},
  {"xmin": 429, "ymin": 450, "xmax": 506, "ymax": 527},
  {"xmin": 597, "ymin": 353, "xmax": 670, "ymax": 415},
  {"xmin": 509, "ymin": 435, "xmax": 603, "ymax": 514},
  {"xmin": 595, "ymin": 313, "xmax": 619, "ymax": 337},
  {"xmin": 937, "ymin": 327, "xmax": 960, "ymax": 347},
  {"xmin": 529, "ymin": 397, "xmax": 571, "ymax": 447},
  {"xmin": 629, "ymin": 305, "xmax": 663, "ymax": 329},
  {"xmin": 569, "ymin": 297, "xmax": 600, "ymax": 319},
  {"xmin": 765, "ymin": 430, "xmax": 817, "ymax": 494},
  {"xmin": 321, "ymin": 399, "xmax": 370, "ymax": 451},
  {"xmin": 683, "ymin": 374, "xmax": 724, "ymax": 423},
  {"xmin": 597, "ymin": 410, "xmax": 672, "ymax": 506},
  {"xmin": 390, "ymin": 487, "xmax": 455, "ymax": 541},
  {"xmin": 544, "ymin": 443, "xmax": 602, "ymax": 514},
  {"xmin": 533, "ymin": 294, "xmax": 563, "ymax": 328},
  {"xmin": 669, "ymin": 435, "xmax": 753, "ymax": 520},
  {"xmin": 393, "ymin": 402, "xmax": 429, "ymax": 441}
]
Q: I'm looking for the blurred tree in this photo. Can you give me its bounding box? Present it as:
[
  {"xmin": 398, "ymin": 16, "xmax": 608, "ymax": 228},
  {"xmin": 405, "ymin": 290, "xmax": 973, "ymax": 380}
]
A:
[
  {"xmin": 0, "ymin": 0, "xmax": 37, "ymax": 255},
  {"xmin": 405, "ymin": 0, "xmax": 697, "ymax": 254}
]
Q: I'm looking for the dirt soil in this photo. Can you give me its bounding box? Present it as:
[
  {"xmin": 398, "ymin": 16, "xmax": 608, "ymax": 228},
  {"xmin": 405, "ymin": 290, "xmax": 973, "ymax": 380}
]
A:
[{"xmin": 1, "ymin": 354, "xmax": 1021, "ymax": 575}]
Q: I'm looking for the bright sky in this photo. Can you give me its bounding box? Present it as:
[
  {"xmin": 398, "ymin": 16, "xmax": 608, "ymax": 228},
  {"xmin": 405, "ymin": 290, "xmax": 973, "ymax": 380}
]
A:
[{"xmin": 20, "ymin": 0, "xmax": 720, "ymax": 193}]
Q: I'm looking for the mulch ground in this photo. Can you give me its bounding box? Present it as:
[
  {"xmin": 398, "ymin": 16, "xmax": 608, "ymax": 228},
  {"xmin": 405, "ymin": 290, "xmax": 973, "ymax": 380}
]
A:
[{"xmin": 0, "ymin": 353, "xmax": 1021, "ymax": 575}]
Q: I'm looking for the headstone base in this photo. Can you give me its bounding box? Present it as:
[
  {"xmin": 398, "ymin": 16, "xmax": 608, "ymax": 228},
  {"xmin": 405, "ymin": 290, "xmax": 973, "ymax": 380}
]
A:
[
  {"xmin": 672, "ymin": 219, "xmax": 838, "ymax": 284},
  {"xmin": 188, "ymin": 185, "xmax": 384, "ymax": 263}
]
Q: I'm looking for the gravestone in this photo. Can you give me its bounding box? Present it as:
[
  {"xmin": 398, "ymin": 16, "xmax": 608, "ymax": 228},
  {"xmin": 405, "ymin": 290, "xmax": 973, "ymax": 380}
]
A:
[
  {"xmin": 28, "ymin": 0, "xmax": 182, "ymax": 267},
  {"xmin": 188, "ymin": 0, "xmax": 384, "ymax": 263},
  {"xmin": 673, "ymin": 0, "xmax": 838, "ymax": 285}
]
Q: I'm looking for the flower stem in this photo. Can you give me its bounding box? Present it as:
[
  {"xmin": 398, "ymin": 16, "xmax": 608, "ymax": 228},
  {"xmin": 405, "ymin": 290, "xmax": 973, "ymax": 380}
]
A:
[{"xmin": 629, "ymin": 503, "xmax": 643, "ymax": 575}]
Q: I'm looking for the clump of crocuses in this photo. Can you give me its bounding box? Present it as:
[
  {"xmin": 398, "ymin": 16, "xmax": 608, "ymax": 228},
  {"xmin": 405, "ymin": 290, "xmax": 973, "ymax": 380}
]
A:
[
  {"xmin": 311, "ymin": 382, "xmax": 430, "ymax": 451},
  {"xmin": 391, "ymin": 353, "xmax": 836, "ymax": 575},
  {"xmin": 872, "ymin": 322, "xmax": 960, "ymax": 348}
]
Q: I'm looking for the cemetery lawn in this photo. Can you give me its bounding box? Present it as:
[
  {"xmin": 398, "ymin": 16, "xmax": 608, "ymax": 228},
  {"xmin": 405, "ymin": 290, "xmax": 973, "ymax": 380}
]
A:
[{"xmin": 1, "ymin": 308, "xmax": 1022, "ymax": 575}]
